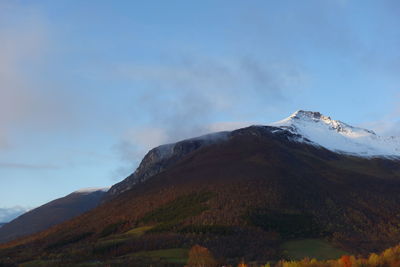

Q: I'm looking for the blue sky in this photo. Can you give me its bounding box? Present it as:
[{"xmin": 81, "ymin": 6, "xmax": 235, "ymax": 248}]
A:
[{"xmin": 1, "ymin": 0, "xmax": 400, "ymax": 213}]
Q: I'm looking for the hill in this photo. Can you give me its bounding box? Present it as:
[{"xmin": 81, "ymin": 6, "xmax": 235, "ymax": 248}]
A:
[
  {"xmin": 2, "ymin": 112, "xmax": 400, "ymax": 266},
  {"xmin": 0, "ymin": 188, "xmax": 107, "ymax": 244}
]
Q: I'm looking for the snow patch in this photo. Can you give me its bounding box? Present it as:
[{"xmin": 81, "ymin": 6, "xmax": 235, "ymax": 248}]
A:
[
  {"xmin": 74, "ymin": 187, "xmax": 110, "ymax": 194},
  {"xmin": 152, "ymin": 131, "xmax": 230, "ymax": 161}
]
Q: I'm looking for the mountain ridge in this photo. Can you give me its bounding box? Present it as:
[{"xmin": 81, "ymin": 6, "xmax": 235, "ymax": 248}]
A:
[
  {"xmin": 3, "ymin": 111, "xmax": 400, "ymax": 265},
  {"xmin": 107, "ymin": 110, "xmax": 400, "ymax": 200}
]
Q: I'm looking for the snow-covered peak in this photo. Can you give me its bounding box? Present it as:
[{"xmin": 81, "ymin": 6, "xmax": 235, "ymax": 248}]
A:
[
  {"xmin": 290, "ymin": 110, "xmax": 329, "ymax": 121},
  {"xmin": 271, "ymin": 110, "xmax": 400, "ymax": 157}
]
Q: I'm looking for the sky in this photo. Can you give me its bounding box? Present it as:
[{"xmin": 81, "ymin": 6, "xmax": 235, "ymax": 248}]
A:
[{"xmin": 1, "ymin": 0, "xmax": 400, "ymax": 217}]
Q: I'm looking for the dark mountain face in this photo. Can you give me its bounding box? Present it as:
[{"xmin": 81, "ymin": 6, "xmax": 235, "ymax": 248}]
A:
[
  {"xmin": 0, "ymin": 189, "xmax": 107, "ymax": 244},
  {"xmin": 2, "ymin": 126, "xmax": 400, "ymax": 265},
  {"xmin": 106, "ymin": 126, "xmax": 303, "ymax": 199},
  {"xmin": 0, "ymin": 223, "xmax": 5, "ymax": 228},
  {"xmin": 106, "ymin": 131, "xmax": 230, "ymax": 199}
]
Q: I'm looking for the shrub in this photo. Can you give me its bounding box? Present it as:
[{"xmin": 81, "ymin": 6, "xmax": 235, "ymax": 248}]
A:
[{"xmin": 186, "ymin": 245, "xmax": 218, "ymax": 267}]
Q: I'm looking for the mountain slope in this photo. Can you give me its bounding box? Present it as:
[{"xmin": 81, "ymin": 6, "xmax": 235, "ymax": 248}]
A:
[
  {"xmin": 107, "ymin": 132, "xmax": 229, "ymax": 198},
  {"xmin": 0, "ymin": 188, "xmax": 108, "ymax": 244},
  {"xmin": 2, "ymin": 121, "xmax": 400, "ymax": 265}
]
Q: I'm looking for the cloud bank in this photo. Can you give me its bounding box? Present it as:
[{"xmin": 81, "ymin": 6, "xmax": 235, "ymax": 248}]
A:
[
  {"xmin": 0, "ymin": 2, "xmax": 84, "ymax": 152},
  {"xmin": 0, "ymin": 206, "xmax": 30, "ymax": 223}
]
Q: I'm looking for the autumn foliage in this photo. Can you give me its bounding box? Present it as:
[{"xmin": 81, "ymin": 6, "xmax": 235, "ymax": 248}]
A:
[
  {"xmin": 186, "ymin": 245, "xmax": 218, "ymax": 267},
  {"xmin": 268, "ymin": 244, "xmax": 400, "ymax": 267},
  {"xmin": 339, "ymin": 255, "xmax": 352, "ymax": 267}
]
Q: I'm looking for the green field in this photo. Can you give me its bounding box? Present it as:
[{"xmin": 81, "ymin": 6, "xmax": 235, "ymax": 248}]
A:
[
  {"xmin": 123, "ymin": 225, "xmax": 154, "ymax": 237},
  {"xmin": 20, "ymin": 260, "xmax": 50, "ymax": 267},
  {"xmin": 122, "ymin": 248, "xmax": 189, "ymax": 264},
  {"xmin": 93, "ymin": 225, "xmax": 154, "ymax": 254},
  {"xmin": 281, "ymin": 239, "xmax": 348, "ymax": 260}
]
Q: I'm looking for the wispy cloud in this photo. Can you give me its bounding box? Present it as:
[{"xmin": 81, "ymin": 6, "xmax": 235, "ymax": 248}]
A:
[
  {"xmin": 360, "ymin": 98, "xmax": 400, "ymax": 136},
  {"xmin": 0, "ymin": 162, "xmax": 59, "ymax": 170},
  {"xmin": 116, "ymin": 56, "xmax": 305, "ymax": 133}
]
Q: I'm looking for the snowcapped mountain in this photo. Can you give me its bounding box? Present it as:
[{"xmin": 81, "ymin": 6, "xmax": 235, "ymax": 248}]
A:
[
  {"xmin": 9, "ymin": 110, "xmax": 400, "ymax": 264},
  {"xmin": 271, "ymin": 110, "xmax": 400, "ymax": 157},
  {"xmin": 107, "ymin": 110, "xmax": 400, "ymax": 199}
]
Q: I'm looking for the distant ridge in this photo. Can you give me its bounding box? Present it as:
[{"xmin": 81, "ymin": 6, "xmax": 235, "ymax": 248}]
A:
[{"xmin": 0, "ymin": 188, "xmax": 108, "ymax": 243}]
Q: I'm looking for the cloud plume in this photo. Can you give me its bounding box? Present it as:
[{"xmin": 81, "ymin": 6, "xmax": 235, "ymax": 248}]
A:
[
  {"xmin": 0, "ymin": 162, "xmax": 59, "ymax": 170},
  {"xmin": 112, "ymin": 56, "xmax": 306, "ymax": 175}
]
